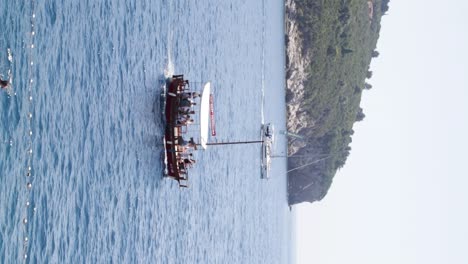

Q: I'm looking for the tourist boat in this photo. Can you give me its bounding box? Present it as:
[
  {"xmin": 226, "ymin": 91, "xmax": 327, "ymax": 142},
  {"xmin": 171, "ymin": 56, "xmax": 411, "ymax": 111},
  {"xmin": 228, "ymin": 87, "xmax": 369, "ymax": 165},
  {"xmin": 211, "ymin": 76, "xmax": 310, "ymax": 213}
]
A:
[
  {"xmin": 162, "ymin": 74, "xmax": 274, "ymax": 186},
  {"xmin": 162, "ymin": 75, "xmax": 211, "ymax": 187}
]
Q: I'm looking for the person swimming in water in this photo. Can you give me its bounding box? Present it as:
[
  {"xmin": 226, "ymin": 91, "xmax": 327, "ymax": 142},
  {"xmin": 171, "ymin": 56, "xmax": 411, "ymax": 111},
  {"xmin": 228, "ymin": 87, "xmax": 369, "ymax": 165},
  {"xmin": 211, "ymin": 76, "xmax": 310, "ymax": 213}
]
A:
[{"xmin": 0, "ymin": 78, "xmax": 9, "ymax": 89}]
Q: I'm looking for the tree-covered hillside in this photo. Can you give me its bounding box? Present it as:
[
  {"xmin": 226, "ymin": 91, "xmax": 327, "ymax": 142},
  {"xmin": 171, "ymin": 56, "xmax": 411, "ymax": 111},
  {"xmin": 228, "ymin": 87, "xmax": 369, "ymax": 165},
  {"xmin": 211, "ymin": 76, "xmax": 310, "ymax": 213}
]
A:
[{"xmin": 287, "ymin": 0, "xmax": 390, "ymax": 204}]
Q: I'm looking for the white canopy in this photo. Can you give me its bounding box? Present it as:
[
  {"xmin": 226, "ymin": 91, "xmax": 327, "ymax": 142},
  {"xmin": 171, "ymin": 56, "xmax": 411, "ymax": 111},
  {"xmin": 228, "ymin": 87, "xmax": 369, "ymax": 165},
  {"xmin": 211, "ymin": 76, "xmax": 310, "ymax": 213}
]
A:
[{"xmin": 199, "ymin": 82, "xmax": 211, "ymax": 149}]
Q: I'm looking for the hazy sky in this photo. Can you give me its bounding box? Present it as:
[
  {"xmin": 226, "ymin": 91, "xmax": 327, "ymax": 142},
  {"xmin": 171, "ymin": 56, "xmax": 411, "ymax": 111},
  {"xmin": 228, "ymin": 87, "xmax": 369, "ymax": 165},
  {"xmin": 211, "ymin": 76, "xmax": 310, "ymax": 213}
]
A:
[{"xmin": 296, "ymin": 0, "xmax": 468, "ymax": 263}]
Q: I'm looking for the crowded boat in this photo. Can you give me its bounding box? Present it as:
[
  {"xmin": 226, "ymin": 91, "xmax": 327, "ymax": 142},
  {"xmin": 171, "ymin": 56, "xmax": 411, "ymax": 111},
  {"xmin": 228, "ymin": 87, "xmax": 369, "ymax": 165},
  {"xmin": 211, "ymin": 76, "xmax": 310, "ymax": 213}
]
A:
[{"xmin": 162, "ymin": 75, "xmax": 201, "ymax": 187}]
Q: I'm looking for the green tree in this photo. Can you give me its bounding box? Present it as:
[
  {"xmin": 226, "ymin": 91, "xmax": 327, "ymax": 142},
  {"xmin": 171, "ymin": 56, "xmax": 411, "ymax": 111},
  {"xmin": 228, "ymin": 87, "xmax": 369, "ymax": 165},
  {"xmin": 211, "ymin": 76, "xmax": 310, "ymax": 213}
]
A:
[
  {"xmin": 327, "ymin": 46, "xmax": 337, "ymax": 56},
  {"xmin": 382, "ymin": 0, "xmax": 391, "ymax": 14},
  {"xmin": 341, "ymin": 47, "xmax": 354, "ymax": 56},
  {"xmin": 356, "ymin": 107, "xmax": 365, "ymax": 121}
]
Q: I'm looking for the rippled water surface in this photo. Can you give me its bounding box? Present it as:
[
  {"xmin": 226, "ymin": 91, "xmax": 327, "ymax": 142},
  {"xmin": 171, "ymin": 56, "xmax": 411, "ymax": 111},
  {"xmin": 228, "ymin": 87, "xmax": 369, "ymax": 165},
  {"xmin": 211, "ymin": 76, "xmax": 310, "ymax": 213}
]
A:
[{"xmin": 0, "ymin": 0, "xmax": 290, "ymax": 263}]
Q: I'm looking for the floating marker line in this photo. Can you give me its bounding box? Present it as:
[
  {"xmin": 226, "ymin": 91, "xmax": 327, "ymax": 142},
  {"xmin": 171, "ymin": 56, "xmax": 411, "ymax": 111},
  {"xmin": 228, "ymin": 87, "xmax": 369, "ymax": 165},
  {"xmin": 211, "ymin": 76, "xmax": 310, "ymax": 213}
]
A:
[{"xmin": 22, "ymin": 0, "xmax": 37, "ymax": 261}]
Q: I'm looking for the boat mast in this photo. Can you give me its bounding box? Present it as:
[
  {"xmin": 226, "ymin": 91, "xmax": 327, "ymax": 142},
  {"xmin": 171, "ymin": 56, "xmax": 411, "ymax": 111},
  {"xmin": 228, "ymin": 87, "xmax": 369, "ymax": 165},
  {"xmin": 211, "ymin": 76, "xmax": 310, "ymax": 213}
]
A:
[
  {"xmin": 281, "ymin": 131, "xmax": 304, "ymax": 140},
  {"xmin": 206, "ymin": 140, "xmax": 263, "ymax": 146}
]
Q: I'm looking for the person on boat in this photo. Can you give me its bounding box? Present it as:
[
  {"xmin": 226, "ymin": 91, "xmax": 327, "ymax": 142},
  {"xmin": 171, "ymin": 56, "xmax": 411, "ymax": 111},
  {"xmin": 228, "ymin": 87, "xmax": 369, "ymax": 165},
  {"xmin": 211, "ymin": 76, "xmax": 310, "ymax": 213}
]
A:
[
  {"xmin": 183, "ymin": 158, "xmax": 196, "ymax": 168},
  {"xmin": 187, "ymin": 137, "xmax": 196, "ymax": 148},
  {"xmin": 177, "ymin": 136, "xmax": 187, "ymax": 145},
  {"xmin": 177, "ymin": 119, "xmax": 195, "ymax": 126},
  {"xmin": 177, "ymin": 115, "xmax": 192, "ymax": 125},
  {"xmin": 178, "ymin": 106, "xmax": 192, "ymax": 113},
  {"xmin": 178, "ymin": 164, "xmax": 188, "ymax": 175},
  {"xmin": 177, "ymin": 118, "xmax": 194, "ymax": 126},
  {"xmin": 179, "ymin": 98, "xmax": 196, "ymax": 107},
  {"xmin": 181, "ymin": 92, "xmax": 199, "ymax": 99},
  {"xmin": 177, "ymin": 136, "xmax": 195, "ymax": 147},
  {"xmin": 180, "ymin": 80, "xmax": 190, "ymax": 90},
  {"xmin": 177, "ymin": 114, "xmax": 190, "ymax": 122},
  {"xmin": 0, "ymin": 78, "xmax": 10, "ymax": 89},
  {"xmin": 179, "ymin": 152, "xmax": 193, "ymax": 159},
  {"xmin": 177, "ymin": 137, "xmax": 196, "ymax": 150},
  {"xmin": 178, "ymin": 109, "xmax": 195, "ymax": 115}
]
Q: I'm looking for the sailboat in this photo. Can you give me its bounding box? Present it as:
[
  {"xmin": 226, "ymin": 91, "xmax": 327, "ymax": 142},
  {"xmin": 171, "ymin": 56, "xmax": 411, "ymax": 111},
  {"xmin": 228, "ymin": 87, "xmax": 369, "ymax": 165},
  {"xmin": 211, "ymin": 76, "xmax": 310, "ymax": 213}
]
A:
[{"xmin": 261, "ymin": 123, "xmax": 274, "ymax": 179}]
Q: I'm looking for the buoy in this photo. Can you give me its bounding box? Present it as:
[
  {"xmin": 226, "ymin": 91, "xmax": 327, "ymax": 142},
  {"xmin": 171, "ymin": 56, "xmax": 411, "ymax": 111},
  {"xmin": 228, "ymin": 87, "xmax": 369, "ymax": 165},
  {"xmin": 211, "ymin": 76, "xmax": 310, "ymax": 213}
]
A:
[
  {"xmin": 27, "ymin": 182, "xmax": 32, "ymax": 189},
  {"xmin": 23, "ymin": 218, "xmax": 28, "ymax": 224}
]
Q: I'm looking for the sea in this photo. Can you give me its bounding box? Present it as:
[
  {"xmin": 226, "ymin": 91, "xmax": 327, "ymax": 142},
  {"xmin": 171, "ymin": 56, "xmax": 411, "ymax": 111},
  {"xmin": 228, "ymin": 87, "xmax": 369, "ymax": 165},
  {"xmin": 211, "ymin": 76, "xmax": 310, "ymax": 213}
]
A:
[{"xmin": 0, "ymin": 0, "xmax": 291, "ymax": 263}]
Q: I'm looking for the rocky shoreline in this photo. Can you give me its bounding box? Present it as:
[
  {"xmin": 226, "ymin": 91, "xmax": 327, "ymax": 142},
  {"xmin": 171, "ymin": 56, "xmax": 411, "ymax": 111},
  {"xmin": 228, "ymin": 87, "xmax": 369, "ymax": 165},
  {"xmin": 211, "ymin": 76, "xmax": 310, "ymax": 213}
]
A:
[{"xmin": 285, "ymin": 0, "xmax": 311, "ymax": 156}]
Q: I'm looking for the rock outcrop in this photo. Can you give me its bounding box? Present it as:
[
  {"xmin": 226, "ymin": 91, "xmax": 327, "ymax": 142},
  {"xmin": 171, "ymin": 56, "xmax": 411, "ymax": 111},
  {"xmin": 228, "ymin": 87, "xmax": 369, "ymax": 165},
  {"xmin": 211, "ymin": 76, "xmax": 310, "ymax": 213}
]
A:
[
  {"xmin": 286, "ymin": 0, "xmax": 328, "ymax": 204},
  {"xmin": 285, "ymin": 0, "xmax": 312, "ymax": 156}
]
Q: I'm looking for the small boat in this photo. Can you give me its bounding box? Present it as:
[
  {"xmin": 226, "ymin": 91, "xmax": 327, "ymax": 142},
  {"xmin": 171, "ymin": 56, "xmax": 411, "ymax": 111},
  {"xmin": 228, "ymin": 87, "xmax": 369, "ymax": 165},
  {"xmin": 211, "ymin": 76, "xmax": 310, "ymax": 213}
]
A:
[
  {"xmin": 261, "ymin": 123, "xmax": 274, "ymax": 179},
  {"xmin": 264, "ymin": 123, "xmax": 274, "ymax": 142}
]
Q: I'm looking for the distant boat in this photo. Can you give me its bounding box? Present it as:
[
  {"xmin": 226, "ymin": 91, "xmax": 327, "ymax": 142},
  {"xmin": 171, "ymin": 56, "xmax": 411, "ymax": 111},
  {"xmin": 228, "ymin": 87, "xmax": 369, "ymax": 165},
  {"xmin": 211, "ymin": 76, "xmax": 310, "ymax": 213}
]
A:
[{"xmin": 261, "ymin": 123, "xmax": 274, "ymax": 179}]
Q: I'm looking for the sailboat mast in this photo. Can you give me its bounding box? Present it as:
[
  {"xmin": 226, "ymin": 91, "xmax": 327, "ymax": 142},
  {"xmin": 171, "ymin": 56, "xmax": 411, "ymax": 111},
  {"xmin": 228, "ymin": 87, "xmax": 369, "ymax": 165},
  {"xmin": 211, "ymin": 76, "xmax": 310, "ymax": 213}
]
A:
[{"xmin": 206, "ymin": 140, "xmax": 263, "ymax": 146}]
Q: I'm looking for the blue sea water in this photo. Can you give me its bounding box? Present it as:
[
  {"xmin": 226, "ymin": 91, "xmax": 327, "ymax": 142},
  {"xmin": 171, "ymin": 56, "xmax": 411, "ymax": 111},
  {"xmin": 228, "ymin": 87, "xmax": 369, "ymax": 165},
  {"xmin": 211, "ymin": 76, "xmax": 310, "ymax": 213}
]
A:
[{"xmin": 0, "ymin": 0, "xmax": 291, "ymax": 263}]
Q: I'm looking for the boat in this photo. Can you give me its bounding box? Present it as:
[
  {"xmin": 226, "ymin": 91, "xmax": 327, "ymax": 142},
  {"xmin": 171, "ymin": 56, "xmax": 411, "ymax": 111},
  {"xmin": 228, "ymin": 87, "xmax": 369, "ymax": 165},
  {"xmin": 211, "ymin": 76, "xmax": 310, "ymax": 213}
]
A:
[
  {"xmin": 162, "ymin": 75, "xmax": 205, "ymax": 187},
  {"xmin": 264, "ymin": 122, "xmax": 274, "ymax": 142},
  {"xmin": 261, "ymin": 123, "xmax": 274, "ymax": 179},
  {"xmin": 162, "ymin": 75, "xmax": 273, "ymax": 186}
]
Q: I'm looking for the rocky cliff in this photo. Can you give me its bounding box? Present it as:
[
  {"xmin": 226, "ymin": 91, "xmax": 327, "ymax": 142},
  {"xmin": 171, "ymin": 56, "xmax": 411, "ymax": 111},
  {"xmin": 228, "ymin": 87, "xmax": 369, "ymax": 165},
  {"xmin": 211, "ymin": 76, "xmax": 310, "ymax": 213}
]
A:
[
  {"xmin": 285, "ymin": 0, "xmax": 328, "ymax": 204},
  {"xmin": 285, "ymin": 0, "xmax": 311, "ymax": 156}
]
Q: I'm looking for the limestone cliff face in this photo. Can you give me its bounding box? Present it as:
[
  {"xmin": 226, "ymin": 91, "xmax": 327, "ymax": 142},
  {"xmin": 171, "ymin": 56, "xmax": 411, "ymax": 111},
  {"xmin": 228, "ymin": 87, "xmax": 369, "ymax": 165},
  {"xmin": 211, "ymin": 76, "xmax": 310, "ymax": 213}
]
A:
[
  {"xmin": 286, "ymin": 0, "xmax": 322, "ymax": 205},
  {"xmin": 285, "ymin": 0, "xmax": 312, "ymax": 157}
]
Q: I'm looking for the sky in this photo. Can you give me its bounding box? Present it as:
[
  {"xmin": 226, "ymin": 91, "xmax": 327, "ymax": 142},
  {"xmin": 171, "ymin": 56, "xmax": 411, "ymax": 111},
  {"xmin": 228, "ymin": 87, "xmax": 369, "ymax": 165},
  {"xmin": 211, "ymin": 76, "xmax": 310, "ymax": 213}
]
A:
[{"xmin": 295, "ymin": 0, "xmax": 468, "ymax": 263}]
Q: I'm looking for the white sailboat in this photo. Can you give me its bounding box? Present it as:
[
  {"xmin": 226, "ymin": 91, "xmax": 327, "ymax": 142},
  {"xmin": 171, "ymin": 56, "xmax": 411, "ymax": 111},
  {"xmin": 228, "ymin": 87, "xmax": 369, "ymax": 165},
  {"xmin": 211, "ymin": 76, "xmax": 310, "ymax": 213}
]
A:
[{"xmin": 261, "ymin": 123, "xmax": 274, "ymax": 179}]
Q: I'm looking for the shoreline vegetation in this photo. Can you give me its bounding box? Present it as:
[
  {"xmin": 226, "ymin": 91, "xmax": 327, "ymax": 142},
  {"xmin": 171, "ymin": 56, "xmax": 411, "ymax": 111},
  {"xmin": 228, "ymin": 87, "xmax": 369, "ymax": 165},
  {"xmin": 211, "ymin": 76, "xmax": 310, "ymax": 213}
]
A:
[{"xmin": 286, "ymin": 0, "xmax": 390, "ymax": 204}]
